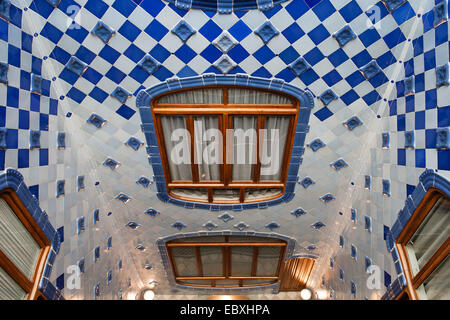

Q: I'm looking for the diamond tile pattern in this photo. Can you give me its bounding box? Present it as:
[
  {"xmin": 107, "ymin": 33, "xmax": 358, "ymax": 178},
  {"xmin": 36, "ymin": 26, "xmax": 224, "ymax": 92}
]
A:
[{"xmin": 0, "ymin": 0, "xmax": 449, "ymax": 301}]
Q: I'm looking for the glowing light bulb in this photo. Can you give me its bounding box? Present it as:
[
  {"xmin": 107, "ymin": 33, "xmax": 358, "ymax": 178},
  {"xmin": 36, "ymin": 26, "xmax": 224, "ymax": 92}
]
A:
[
  {"xmin": 142, "ymin": 289, "xmax": 155, "ymax": 300},
  {"xmin": 300, "ymin": 288, "xmax": 312, "ymax": 300}
]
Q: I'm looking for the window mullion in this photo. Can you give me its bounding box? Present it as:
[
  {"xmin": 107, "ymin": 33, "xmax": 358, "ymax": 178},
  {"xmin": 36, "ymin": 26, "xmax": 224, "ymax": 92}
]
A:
[
  {"xmin": 195, "ymin": 246, "xmax": 203, "ymax": 277},
  {"xmin": 0, "ymin": 249, "xmax": 34, "ymax": 295},
  {"xmin": 251, "ymin": 247, "xmax": 258, "ymax": 276},
  {"xmin": 254, "ymin": 116, "xmax": 265, "ymax": 183},
  {"xmin": 411, "ymin": 238, "xmax": 450, "ymax": 289},
  {"xmin": 186, "ymin": 116, "xmax": 199, "ymax": 183}
]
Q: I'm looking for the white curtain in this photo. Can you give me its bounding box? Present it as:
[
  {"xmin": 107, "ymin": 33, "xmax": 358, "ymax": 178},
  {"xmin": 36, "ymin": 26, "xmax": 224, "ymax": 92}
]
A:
[
  {"xmin": 245, "ymin": 188, "xmax": 282, "ymax": 201},
  {"xmin": 160, "ymin": 116, "xmax": 192, "ymax": 181},
  {"xmin": 418, "ymin": 255, "xmax": 450, "ymax": 300},
  {"xmin": 0, "ymin": 199, "xmax": 41, "ymax": 280},
  {"xmin": 228, "ymin": 88, "xmax": 292, "ymax": 104},
  {"xmin": 171, "ymin": 188, "xmax": 208, "ymax": 201},
  {"xmin": 194, "ymin": 116, "xmax": 221, "ymax": 181},
  {"xmin": 158, "ymin": 88, "xmax": 222, "ymax": 104},
  {"xmin": 232, "ymin": 116, "xmax": 257, "ymax": 181},
  {"xmin": 213, "ymin": 189, "xmax": 240, "ymax": 201},
  {"xmin": 260, "ymin": 116, "xmax": 290, "ymax": 181},
  {"xmin": 0, "ymin": 267, "xmax": 27, "ymax": 300},
  {"xmin": 407, "ymin": 197, "xmax": 450, "ymax": 275}
]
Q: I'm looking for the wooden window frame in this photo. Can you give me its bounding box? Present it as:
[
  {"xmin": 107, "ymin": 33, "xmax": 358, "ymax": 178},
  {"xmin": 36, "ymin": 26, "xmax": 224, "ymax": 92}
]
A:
[
  {"xmin": 151, "ymin": 85, "xmax": 299, "ymax": 204},
  {"xmin": 167, "ymin": 235, "xmax": 287, "ymax": 288},
  {"xmin": 0, "ymin": 189, "xmax": 51, "ymax": 300},
  {"xmin": 395, "ymin": 188, "xmax": 450, "ymax": 300}
]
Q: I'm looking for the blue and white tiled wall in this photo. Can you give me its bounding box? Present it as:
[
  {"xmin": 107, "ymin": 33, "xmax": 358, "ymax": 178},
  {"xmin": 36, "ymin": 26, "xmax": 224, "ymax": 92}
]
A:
[{"xmin": 0, "ymin": 0, "xmax": 449, "ymax": 300}]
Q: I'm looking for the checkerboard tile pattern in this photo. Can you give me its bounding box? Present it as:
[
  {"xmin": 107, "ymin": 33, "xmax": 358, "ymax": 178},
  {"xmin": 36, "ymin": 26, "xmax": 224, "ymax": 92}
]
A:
[{"xmin": 0, "ymin": 0, "xmax": 448, "ymax": 300}]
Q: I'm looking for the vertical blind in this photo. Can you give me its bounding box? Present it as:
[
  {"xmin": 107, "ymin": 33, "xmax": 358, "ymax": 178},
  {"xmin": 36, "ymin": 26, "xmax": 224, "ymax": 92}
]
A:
[
  {"xmin": 406, "ymin": 197, "xmax": 450, "ymax": 275},
  {"xmin": 0, "ymin": 198, "xmax": 41, "ymax": 280},
  {"xmin": 0, "ymin": 266, "xmax": 27, "ymax": 300}
]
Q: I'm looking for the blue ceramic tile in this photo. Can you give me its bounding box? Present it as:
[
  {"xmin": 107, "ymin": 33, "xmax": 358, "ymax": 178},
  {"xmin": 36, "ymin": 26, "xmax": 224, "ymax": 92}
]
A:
[
  {"xmin": 172, "ymin": 221, "xmax": 187, "ymax": 230},
  {"xmin": 86, "ymin": 114, "xmax": 107, "ymax": 128},
  {"xmin": 343, "ymin": 116, "xmax": 363, "ymax": 130},
  {"xmin": 436, "ymin": 128, "xmax": 450, "ymax": 149},
  {"xmin": 382, "ymin": 0, "xmax": 406, "ymax": 13},
  {"xmin": 360, "ymin": 60, "xmax": 382, "ymax": 80},
  {"xmin": 320, "ymin": 193, "xmax": 335, "ymax": 203},
  {"xmin": 30, "ymin": 130, "xmax": 41, "ymax": 149},
  {"xmin": 330, "ymin": 159, "xmax": 348, "ymax": 171},
  {"xmin": 0, "ymin": 62, "xmax": 8, "ymax": 84},
  {"xmin": 103, "ymin": 157, "xmax": 120, "ymax": 170},
  {"xmin": 436, "ymin": 63, "xmax": 450, "ymax": 87},
  {"xmin": 405, "ymin": 131, "xmax": 415, "ymax": 149},
  {"xmin": 299, "ymin": 177, "xmax": 315, "ymax": 188},
  {"xmin": 318, "ymin": 89, "xmax": 338, "ymax": 106},
  {"xmin": 254, "ymin": 21, "xmax": 279, "ymax": 44},
  {"xmin": 333, "ymin": 25, "xmax": 356, "ymax": 47},
  {"xmin": 433, "ymin": 0, "xmax": 447, "ymax": 27},
  {"xmin": 91, "ymin": 21, "xmax": 115, "ymax": 43},
  {"xmin": 307, "ymin": 138, "xmax": 326, "ymax": 151},
  {"xmin": 171, "ymin": 20, "xmax": 196, "ymax": 42},
  {"xmin": 65, "ymin": 56, "xmax": 87, "ymax": 76},
  {"xmin": 144, "ymin": 208, "xmax": 160, "ymax": 217},
  {"xmin": 115, "ymin": 193, "xmax": 131, "ymax": 203}
]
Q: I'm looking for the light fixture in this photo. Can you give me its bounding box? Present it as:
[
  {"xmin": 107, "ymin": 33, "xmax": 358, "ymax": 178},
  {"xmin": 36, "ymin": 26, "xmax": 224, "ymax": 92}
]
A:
[
  {"xmin": 142, "ymin": 289, "xmax": 155, "ymax": 300},
  {"xmin": 316, "ymin": 289, "xmax": 328, "ymax": 300},
  {"xmin": 300, "ymin": 288, "xmax": 312, "ymax": 300}
]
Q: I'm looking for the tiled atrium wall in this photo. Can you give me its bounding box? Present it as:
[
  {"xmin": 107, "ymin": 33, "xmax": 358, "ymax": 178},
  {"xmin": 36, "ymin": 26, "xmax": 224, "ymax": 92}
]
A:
[{"xmin": 0, "ymin": 0, "xmax": 449, "ymax": 300}]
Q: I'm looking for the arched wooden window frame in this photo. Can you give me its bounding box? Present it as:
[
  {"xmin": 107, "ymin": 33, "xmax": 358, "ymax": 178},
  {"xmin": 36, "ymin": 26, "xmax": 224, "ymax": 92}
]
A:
[
  {"xmin": 383, "ymin": 169, "xmax": 450, "ymax": 300},
  {"xmin": 151, "ymin": 85, "xmax": 298, "ymax": 204},
  {"xmin": 136, "ymin": 74, "xmax": 315, "ymax": 210},
  {"xmin": 156, "ymin": 231, "xmax": 299, "ymax": 292},
  {"xmin": 395, "ymin": 188, "xmax": 449, "ymax": 300},
  {"xmin": 166, "ymin": 235, "xmax": 287, "ymax": 288},
  {"xmin": 0, "ymin": 189, "xmax": 51, "ymax": 300},
  {"xmin": 0, "ymin": 168, "xmax": 62, "ymax": 300},
  {"xmin": 164, "ymin": 0, "xmax": 291, "ymax": 13}
]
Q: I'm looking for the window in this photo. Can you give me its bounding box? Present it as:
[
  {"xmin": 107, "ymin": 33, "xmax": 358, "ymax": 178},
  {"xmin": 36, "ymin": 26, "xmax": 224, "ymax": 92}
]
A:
[
  {"xmin": 0, "ymin": 190, "xmax": 51, "ymax": 300},
  {"xmin": 396, "ymin": 189, "xmax": 449, "ymax": 300},
  {"xmin": 152, "ymin": 86, "xmax": 298, "ymax": 204},
  {"xmin": 164, "ymin": 0, "xmax": 290, "ymax": 12},
  {"xmin": 167, "ymin": 235, "xmax": 287, "ymax": 288}
]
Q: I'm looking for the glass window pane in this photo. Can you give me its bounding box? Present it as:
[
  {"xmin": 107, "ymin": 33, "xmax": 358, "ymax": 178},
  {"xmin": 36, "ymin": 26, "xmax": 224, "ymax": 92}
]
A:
[
  {"xmin": 171, "ymin": 188, "xmax": 208, "ymax": 201},
  {"xmin": 232, "ymin": 116, "xmax": 257, "ymax": 181},
  {"xmin": 228, "ymin": 89, "xmax": 292, "ymax": 105},
  {"xmin": 260, "ymin": 116, "xmax": 291, "ymax": 181},
  {"xmin": 416, "ymin": 255, "xmax": 450, "ymax": 300},
  {"xmin": 231, "ymin": 246, "xmax": 253, "ymax": 276},
  {"xmin": 213, "ymin": 189, "xmax": 240, "ymax": 202},
  {"xmin": 406, "ymin": 197, "xmax": 450, "ymax": 275},
  {"xmin": 160, "ymin": 116, "xmax": 192, "ymax": 181},
  {"xmin": 158, "ymin": 88, "xmax": 223, "ymax": 104},
  {"xmin": 0, "ymin": 266, "xmax": 27, "ymax": 300},
  {"xmin": 244, "ymin": 188, "xmax": 282, "ymax": 201},
  {"xmin": 200, "ymin": 247, "xmax": 223, "ymax": 276},
  {"xmin": 194, "ymin": 116, "xmax": 221, "ymax": 181},
  {"xmin": 0, "ymin": 199, "xmax": 41, "ymax": 280},
  {"xmin": 171, "ymin": 247, "xmax": 198, "ymax": 277},
  {"xmin": 256, "ymin": 246, "xmax": 282, "ymax": 276}
]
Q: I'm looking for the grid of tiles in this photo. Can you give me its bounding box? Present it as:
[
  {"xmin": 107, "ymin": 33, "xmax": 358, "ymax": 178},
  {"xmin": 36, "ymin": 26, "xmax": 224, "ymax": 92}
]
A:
[
  {"xmin": 0, "ymin": 3, "xmax": 59, "ymax": 172},
  {"xmin": 0, "ymin": 0, "xmax": 448, "ymax": 300}
]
